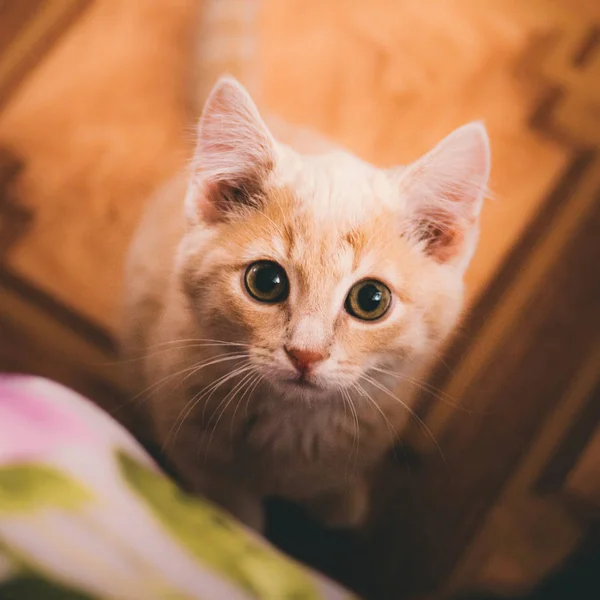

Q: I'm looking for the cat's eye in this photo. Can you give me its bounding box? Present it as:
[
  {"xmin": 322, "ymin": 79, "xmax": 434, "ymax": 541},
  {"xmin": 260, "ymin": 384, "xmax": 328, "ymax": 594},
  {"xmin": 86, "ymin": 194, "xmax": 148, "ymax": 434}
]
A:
[
  {"xmin": 244, "ymin": 261, "xmax": 289, "ymax": 303},
  {"xmin": 345, "ymin": 279, "xmax": 391, "ymax": 321}
]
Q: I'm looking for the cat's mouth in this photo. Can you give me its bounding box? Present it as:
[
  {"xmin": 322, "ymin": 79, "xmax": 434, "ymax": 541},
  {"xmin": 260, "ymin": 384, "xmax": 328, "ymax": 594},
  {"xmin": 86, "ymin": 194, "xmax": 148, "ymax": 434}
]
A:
[{"xmin": 282, "ymin": 378, "xmax": 320, "ymax": 390}]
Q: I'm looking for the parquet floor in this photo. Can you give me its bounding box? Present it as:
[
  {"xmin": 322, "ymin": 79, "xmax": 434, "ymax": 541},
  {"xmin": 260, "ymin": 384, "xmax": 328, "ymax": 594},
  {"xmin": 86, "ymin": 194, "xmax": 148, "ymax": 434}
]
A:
[{"xmin": 0, "ymin": 1, "xmax": 599, "ymax": 597}]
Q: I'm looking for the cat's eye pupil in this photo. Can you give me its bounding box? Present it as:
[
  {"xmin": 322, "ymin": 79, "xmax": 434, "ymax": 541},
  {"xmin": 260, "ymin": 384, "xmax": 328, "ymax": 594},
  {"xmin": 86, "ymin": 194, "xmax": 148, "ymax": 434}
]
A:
[
  {"xmin": 245, "ymin": 261, "xmax": 289, "ymax": 303},
  {"xmin": 345, "ymin": 279, "xmax": 391, "ymax": 321},
  {"xmin": 255, "ymin": 266, "xmax": 281, "ymax": 293},
  {"xmin": 357, "ymin": 284, "xmax": 382, "ymax": 312}
]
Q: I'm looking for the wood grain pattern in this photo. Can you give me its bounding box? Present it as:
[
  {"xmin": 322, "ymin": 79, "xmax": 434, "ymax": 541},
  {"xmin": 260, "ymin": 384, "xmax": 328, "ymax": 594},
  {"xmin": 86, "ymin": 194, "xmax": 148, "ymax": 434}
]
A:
[
  {"xmin": 379, "ymin": 13, "xmax": 600, "ymax": 595},
  {"xmin": 0, "ymin": 2, "xmax": 599, "ymax": 598},
  {"xmin": 0, "ymin": 149, "xmax": 28, "ymax": 260},
  {"xmin": 0, "ymin": 1, "xmax": 198, "ymax": 329},
  {"xmin": 0, "ymin": 0, "xmax": 90, "ymax": 109},
  {"xmin": 537, "ymin": 370, "xmax": 600, "ymax": 496},
  {"xmin": 423, "ymin": 178, "xmax": 599, "ymax": 590}
]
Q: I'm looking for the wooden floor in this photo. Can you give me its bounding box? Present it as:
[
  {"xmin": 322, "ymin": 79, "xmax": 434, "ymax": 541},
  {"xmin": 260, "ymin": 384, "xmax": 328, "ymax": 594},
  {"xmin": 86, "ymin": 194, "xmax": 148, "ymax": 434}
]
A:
[{"xmin": 0, "ymin": 1, "xmax": 599, "ymax": 598}]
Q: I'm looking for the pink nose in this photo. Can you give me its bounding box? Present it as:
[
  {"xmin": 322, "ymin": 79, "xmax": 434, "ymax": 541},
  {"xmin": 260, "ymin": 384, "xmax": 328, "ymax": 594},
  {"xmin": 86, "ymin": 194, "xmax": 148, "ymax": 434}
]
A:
[{"xmin": 284, "ymin": 346, "xmax": 327, "ymax": 373}]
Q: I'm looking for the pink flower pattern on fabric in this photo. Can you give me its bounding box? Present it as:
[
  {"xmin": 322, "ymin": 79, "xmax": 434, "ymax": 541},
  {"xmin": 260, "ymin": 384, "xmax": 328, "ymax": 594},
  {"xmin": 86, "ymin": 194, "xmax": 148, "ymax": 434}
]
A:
[
  {"xmin": 0, "ymin": 375, "xmax": 354, "ymax": 600},
  {"xmin": 0, "ymin": 375, "xmax": 93, "ymax": 464}
]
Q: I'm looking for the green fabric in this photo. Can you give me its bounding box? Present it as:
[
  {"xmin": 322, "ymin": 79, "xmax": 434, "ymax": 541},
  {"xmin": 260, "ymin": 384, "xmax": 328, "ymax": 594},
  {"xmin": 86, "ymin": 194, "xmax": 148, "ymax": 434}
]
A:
[
  {"xmin": 0, "ymin": 375, "xmax": 354, "ymax": 599},
  {"xmin": 118, "ymin": 452, "xmax": 322, "ymax": 600},
  {"xmin": 0, "ymin": 464, "xmax": 90, "ymax": 514},
  {"xmin": 0, "ymin": 575, "xmax": 95, "ymax": 600}
]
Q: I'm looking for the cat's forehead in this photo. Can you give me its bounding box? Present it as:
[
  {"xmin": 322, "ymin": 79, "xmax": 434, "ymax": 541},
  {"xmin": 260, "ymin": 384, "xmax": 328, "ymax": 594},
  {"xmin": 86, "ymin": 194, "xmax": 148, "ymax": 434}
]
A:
[
  {"xmin": 231, "ymin": 148, "xmax": 409, "ymax": 286},
  {"xmin": 242, "ymin": 183, "xmax": 404, "ymax": 289},
  {"xmin": 270, "ymin": 147, "xmax": 401, "ymax": 225}
]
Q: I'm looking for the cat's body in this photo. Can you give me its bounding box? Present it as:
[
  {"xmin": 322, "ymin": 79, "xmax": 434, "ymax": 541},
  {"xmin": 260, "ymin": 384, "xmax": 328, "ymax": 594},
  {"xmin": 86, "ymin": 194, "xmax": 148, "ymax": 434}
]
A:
[
  {"xmin": 123, "ymin": 172, "xmax": 386, "ymax": 527},
  {"xmin": 122, "ymin": 77, "xmax": 490, "ymax": 530}
]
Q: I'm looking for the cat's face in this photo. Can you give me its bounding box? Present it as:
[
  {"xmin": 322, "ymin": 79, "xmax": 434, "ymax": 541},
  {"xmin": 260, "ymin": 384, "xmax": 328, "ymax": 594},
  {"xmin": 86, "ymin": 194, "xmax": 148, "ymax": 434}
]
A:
[{"xmin": 179, "ymin": 77, "xmax": 490, "ymax": 400}]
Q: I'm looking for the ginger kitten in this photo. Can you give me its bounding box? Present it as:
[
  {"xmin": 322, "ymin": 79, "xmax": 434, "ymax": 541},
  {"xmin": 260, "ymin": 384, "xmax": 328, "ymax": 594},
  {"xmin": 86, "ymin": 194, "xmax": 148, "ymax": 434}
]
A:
[{"xmin": 121, "ymin": 76, "xmax": 490, "ymax": 531}]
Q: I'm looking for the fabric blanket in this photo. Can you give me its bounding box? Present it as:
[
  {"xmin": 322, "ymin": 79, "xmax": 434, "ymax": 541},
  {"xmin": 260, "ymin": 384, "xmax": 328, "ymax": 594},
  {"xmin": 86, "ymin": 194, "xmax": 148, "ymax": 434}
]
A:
[{"xmin": 0, "ymin": 374, "xmax": 355, "ymax": 600}]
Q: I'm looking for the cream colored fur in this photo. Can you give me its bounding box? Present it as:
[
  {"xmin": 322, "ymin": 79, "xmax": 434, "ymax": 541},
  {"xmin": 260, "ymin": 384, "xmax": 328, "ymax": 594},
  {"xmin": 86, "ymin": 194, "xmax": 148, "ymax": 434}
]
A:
[{"xmin": 121, "ymin": 77, "xmax": 490, "ymax": 531}]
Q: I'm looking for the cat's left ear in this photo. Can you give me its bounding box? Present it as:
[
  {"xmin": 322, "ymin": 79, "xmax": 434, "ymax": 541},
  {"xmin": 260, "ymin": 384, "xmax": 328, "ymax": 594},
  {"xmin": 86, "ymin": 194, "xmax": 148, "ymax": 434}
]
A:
[
  {"xmin": 186, "ymin": 76, "xmax": 276, "ymax": 224},
  {"xmin": 392, "ymin": 122, "xmax": 491, "ymax": 271}
]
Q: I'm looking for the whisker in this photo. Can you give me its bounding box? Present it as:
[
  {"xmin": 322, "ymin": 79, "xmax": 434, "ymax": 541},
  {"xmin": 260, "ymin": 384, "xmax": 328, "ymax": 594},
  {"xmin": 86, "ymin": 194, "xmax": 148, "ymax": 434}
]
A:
[
  {"xmin": 166, "ymin": 364, "xmax": 253, "ymax": 451},
  {"xmin": 98, "ymin": 336, "xmax": 253, "ymax": 368},
  {"xmin": 110, "ymin": 358, "xmax": 233, "ymax": 415},
  {"xmin": 193, "ymin": 365, "xmax": 254, "ymax": 427},
  {"xmin": 341, "ymin": 386, "xmax": 360, "ymax": 477},
  {"xmin": 209, "ymin": 371, "xmax": 256, "ymax": 432},
  {"xmin": 96, "ymin": 340, "xmax": 252, "ymax": 368},
  {"xmin": 126, "ymin": 352, "xmax": 250, "ymax": 410},
  {"xmin": 166, "ymin": 368, "xmax": 242, "ymax": 448},
  {"xmin": 369, "ymin": 365, "xmax": 481, "ymax": 414},
  {"xmin": 352, "ymin": 382, "xmax": 397, "ymax": 447},
  {"xmin": 338, "ymin": 387, "xmax": 353, "ymax": 481},
  {"xmin": 244, "ymin": 374, "xmax": 263, "ymax": 418},
  {"xmin": 144, "ymin": 338, "xmax": 252, "ymax": 350},
  {"xmin": 230, "ymin": 372, "xmax": 262, "ymax": 438},
  {"xmin": 204, "ymin": 370, "xmax": 257, "ymax": 457},
  {"xmin": 199, "ymin": 362, "xmax": 255, "ymax": 423},
  {"xmin": 361, "ymin": 374, "xmax": 447, "ymax": 466}
]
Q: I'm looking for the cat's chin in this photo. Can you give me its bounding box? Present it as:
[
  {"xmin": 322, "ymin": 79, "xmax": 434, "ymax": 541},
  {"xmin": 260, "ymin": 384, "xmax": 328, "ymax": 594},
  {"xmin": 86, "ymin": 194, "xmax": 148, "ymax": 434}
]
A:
[
  {"xmin": 282, "ymin": 378, "xmax": 321, "ymax": 392},
  {"xmin": 269, "ymin": 377, "xmax": 331, "ymax": 401}
]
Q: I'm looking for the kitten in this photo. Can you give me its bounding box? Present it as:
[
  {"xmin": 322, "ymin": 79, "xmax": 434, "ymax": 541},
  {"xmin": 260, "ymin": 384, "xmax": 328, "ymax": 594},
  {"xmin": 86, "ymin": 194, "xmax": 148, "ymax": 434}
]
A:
[{"xmin": 121, "ymin": 76, "xmax": 491, "ymax": 531}]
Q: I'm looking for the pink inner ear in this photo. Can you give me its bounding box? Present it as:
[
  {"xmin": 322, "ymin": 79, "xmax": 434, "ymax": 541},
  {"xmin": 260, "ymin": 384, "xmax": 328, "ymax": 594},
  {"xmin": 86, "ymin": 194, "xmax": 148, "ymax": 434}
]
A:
[
  {"xmin": 399, "ymin": 122, "xmax": 491, "ymax": 265},
  {"xmin": 187, "ymin": 76, "xmax": 275, "ymax": 223},
  {"xmin": 417, "ymin": 218, "xmax": 459, "ymax": 261},
  {"xmin": 197, "ymin": 178, "xmax": 264, "ymax": 224}
]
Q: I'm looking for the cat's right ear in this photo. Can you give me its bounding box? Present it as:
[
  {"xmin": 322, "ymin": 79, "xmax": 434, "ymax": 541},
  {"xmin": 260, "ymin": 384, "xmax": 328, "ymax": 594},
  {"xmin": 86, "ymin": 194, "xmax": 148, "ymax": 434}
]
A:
[{"xmin": 185, "ymin": 76, "xmax": 275, "ymax": 224}]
